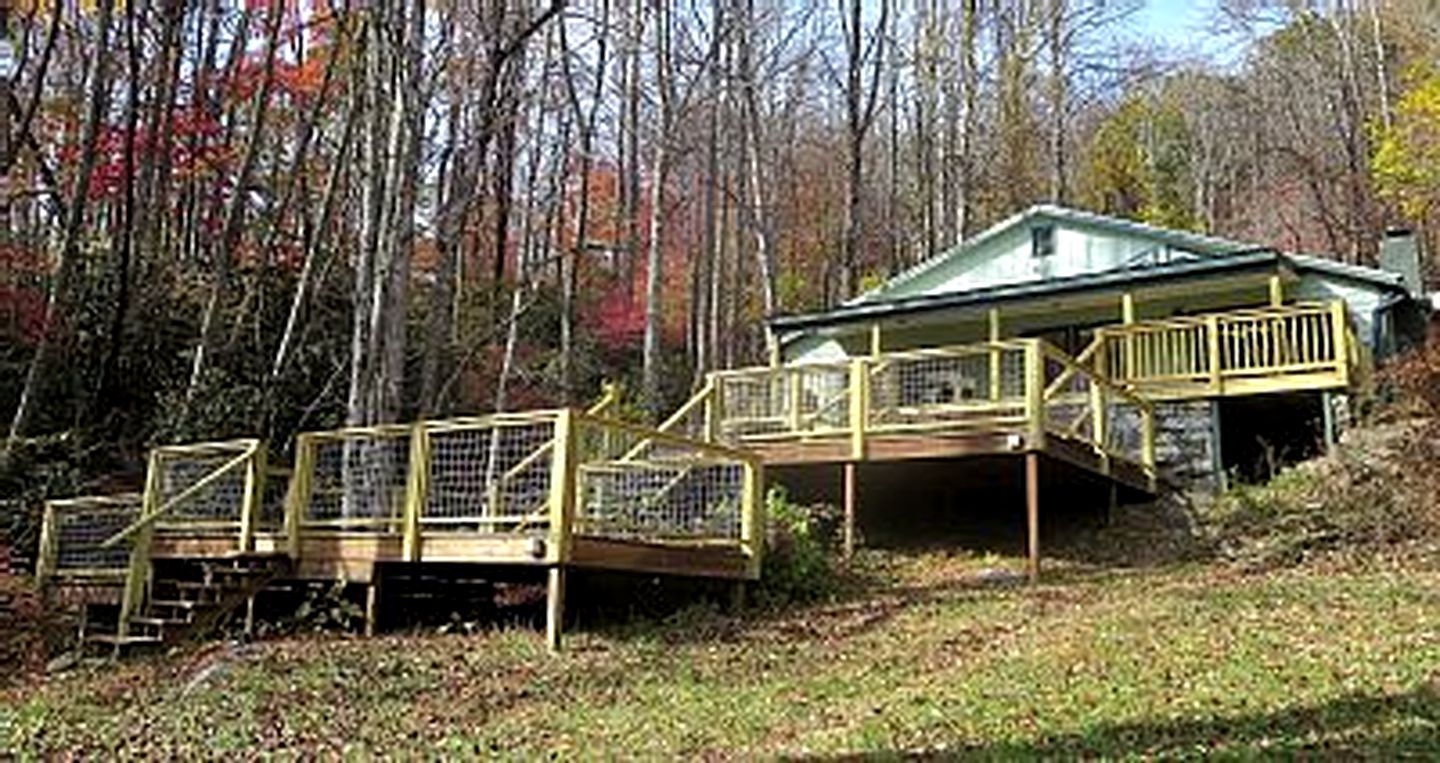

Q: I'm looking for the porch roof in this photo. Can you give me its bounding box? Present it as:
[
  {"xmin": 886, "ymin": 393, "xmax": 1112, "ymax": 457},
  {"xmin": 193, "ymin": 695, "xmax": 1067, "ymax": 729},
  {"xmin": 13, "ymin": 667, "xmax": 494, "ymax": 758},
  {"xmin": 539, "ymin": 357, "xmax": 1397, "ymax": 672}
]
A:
[
  {"xmin": 773, "ymin": 249, "xmax": 1408, "ymax": 339},
  {"xmin": 770, "ymin": 251, "xmax": 1292, "ymax": 334}
]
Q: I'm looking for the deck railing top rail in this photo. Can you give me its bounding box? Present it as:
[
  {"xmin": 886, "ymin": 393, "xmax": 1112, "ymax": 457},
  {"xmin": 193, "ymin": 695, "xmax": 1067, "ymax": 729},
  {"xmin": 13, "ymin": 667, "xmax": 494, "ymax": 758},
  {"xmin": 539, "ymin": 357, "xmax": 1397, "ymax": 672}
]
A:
[
  {"xmin": 287, "ymin": 409, "xmax": 763, "ymax": 575},
  {"xmin": 1094, "ymin": 300, "xmax": 1355, "ymax": 399},
  {"xmin": 681, "ymin": 337, "xmax": 1157, "ymax": 483}
]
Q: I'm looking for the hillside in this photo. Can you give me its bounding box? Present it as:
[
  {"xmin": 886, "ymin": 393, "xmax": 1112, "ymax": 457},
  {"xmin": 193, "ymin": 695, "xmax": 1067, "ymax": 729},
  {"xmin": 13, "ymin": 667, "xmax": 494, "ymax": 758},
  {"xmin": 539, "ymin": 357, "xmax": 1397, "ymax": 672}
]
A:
[
  {"xmin": 7, "ymin": 408, "xmax": 1440, "ymax": 757},
  {"xmin": 5, "ymin": 550, "xmax": 1439, "ymax": 755}
]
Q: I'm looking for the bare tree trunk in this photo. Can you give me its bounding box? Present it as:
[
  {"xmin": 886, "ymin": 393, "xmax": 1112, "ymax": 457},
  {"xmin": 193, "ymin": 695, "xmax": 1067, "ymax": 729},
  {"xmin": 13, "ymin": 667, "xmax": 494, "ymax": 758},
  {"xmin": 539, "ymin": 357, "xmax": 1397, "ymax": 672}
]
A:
[
  {"xmin": 1046, "ymin": 0, "xmax": 1068, "ymax": 203},
  {"xmin": 641, "ymin": 0, "xmax": 671, "ymax": 417},
  {"xmin": 5, "ymin": 0, "xmax": 115, "ymax": 458},
  {"xmin": 840, "ymin": 0, "xmax": 889, "ymax": 299},
  {"xmin": 739, "ymin": 0, "xmax": 778, "ymax": 338},
  {"xmin": 181, "ymin": 3, "xmax": 284, "ymax": 424},
  {"xmin": 94, "ymin": 0, "xmax": 142, "ymax": 412},
  {"xmin": 558, "ymin": 0, "xmax": 610, "ymax": 402}
]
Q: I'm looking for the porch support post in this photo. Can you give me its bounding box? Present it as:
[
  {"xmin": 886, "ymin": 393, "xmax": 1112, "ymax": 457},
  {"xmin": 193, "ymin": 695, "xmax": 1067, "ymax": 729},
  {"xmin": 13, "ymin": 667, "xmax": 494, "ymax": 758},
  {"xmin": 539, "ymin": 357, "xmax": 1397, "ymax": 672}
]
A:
[
  {"xmin": 989, "ymin": 308, "xmax": 1002, "ymax": 401},
  {"xmin": 546, "ymin": 565, "xmax": 566, "ymax": 652},
  {"xmin": 869, "ymin": 323, "xmax": 882, "ymax": 357},
  {"xmin": 1122, "ymin": 292, "xmax": 1136, "ymax": 383},
  {"xmin": 1025, "ymin": 452, "xmax": 1041, "ymax": 583},
  {"xmin": 843, "ymin": 462, "xmax": 858, "ymax": 560},
  {"xmin": 1268, "ymin": 274, "xmax": 1284, "ymax": 307},
  {"xmin": 767, "ymin": 328, "xmax": 781, "ymax": 368}
]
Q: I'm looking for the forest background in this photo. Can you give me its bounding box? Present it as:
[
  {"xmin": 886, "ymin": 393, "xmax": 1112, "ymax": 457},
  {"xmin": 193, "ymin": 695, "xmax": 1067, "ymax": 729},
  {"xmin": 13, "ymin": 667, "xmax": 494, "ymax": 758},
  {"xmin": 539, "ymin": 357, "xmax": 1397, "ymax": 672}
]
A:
[{"xmin": 2, "ymin": 0, "xmax": 1438, "ymax": 501}]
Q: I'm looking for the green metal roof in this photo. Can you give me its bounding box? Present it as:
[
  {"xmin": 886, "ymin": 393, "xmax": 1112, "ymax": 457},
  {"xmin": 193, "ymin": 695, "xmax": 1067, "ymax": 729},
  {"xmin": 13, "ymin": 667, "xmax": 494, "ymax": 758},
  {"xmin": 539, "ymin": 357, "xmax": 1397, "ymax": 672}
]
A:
[{"xmin": 775, "ymin": 206, "xmax": 1407, "ymax": 334}]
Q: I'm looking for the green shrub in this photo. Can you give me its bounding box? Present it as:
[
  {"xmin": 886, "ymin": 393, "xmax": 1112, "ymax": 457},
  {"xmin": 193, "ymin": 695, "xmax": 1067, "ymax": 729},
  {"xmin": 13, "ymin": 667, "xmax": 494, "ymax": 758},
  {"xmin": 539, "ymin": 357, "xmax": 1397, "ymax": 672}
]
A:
[{"xmin": 755, "ymin": 487, "xmax": 840, "ymax": 607}]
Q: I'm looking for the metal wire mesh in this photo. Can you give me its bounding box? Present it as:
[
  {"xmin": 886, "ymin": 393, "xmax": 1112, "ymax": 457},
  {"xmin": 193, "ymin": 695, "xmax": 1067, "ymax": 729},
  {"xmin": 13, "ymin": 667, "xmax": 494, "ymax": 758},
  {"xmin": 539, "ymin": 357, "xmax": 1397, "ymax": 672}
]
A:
[
  {"xmin": 869, "ymin": 345, "xmax": 1027, "ymax": 429},
  {"xmin": 49, "ymin": 495, "xmax": 141, "ymax": 572},
  {"xmin": 422, "ymin": 418, "xmax": 557, "ymax": 531},
  {"xmin": 153, "ymin": 444, "xmax": 253, "ymax": 526},
  {"xmin": 305, "ymin": 428, "xmax": 412, "ymax": 530},
  {"xmin": 714, "ymin": 362, "xmax": 851, "ymax": 441},
  {"xmin": 574, "ymin": 418, "xmax": 745, "ymax": 540}
]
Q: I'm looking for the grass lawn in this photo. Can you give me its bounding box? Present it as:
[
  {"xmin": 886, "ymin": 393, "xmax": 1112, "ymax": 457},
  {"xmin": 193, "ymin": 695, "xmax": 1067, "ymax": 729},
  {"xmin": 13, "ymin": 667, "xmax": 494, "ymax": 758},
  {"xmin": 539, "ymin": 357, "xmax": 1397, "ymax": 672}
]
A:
[{"xmin": 3, "ymin": 549, "xmax": 1438, "ymax": 759}]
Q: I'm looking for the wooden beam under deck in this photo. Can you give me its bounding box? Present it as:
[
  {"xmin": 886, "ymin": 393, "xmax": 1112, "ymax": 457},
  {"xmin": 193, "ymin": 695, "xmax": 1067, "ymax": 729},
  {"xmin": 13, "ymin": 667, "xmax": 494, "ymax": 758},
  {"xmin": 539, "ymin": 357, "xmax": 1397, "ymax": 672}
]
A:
[
  {"xmin": 566, "ymin": 537, "xmax": 752, "ymax": 580},
  {"xmin": 153, "ymin": 532, "xmax": 754, "ymax": 584},
  {"xmin": 748, "ymin": 431, "xmax": 1027, "ymax": 466}
]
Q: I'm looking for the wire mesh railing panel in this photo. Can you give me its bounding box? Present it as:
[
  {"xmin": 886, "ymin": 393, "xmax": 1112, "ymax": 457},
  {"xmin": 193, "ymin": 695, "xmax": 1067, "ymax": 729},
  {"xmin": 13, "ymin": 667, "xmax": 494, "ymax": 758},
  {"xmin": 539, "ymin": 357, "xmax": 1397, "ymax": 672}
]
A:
[
  {"xmin": 423, "ymin": 418, "xmax": 557, "ymax": 529},
  {"xmin": 869, "ymin": 345, "xmax": 1027, "ymax": 430},
  {"xmin": 793, "ymin": 363, "xmax": 852, "ymax": 433},
  {"xmin": 152, "ymin": 445, "xmax": 253, "ymax": 526},
  {"xmin": 573, "ymin": 418, "xmax": 746, "ymax": 541},
  {"xmin": 716, "ymin": 371, "xmax": 790, "ymax": 439},
  {"xmin": 305, "ymin": 429, "xmax": 413, "ymax": 530},
  {"xmin": 49, "ymin": 496, "xmax": 142, "ymax": 573}
]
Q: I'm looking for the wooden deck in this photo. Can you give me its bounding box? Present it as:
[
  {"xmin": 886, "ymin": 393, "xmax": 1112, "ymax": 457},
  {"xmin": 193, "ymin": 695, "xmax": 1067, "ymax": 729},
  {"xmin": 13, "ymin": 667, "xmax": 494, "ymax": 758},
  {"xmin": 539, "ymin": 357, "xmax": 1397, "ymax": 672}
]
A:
[
  {"xmin": 39, "ymin": 412, "xmax": 763, "ymax": 650},
  {"xmin": 36, "ymin": 302, "xmax": 1364, "ymax": 651},
  {"xmin": 1093, "ymin": 301, "xmax": 1357, "ymax": 401}
]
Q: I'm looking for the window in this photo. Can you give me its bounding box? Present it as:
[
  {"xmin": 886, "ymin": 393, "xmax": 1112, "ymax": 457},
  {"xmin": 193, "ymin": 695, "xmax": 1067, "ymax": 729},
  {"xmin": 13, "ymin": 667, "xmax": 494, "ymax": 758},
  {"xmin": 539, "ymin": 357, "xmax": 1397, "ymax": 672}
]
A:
[{"xmin": 1031, "ymin": 224, "xmax": 1056, "ymax": 258}]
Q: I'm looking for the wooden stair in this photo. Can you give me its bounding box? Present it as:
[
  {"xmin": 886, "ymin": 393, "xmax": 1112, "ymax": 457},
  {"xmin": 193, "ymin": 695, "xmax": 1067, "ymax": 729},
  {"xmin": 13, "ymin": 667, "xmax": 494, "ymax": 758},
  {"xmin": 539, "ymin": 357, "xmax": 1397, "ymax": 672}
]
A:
[{"xmin": 82, "ymin": 553, "xmax": 290, "ymax": 655}]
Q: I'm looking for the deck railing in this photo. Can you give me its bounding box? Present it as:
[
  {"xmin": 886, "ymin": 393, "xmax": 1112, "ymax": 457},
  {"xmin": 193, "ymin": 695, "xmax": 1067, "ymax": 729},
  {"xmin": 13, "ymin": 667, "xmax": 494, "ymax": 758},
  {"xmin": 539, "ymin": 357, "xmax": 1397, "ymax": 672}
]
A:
[
  {"xmin": 36, "ymin": 494, "xmax": 143, "ymax": 586},
  {"xmin": 1095, "ymin": 301, "xmax": 1355, "ymax": 399},
  {"xmin": 287, "ymin": 410, "xmax": 764, "ymax": 574},
  {"xmin": 669, "ymin": 338, "xmax": 1156, "ymax": 476},
  {"xmin": 40, "ymin": 410, "xmax": 763, "ymax": 605},
  {"xmin": 33, "ymin": 440, "xmax": 270, "ymax": 638}
]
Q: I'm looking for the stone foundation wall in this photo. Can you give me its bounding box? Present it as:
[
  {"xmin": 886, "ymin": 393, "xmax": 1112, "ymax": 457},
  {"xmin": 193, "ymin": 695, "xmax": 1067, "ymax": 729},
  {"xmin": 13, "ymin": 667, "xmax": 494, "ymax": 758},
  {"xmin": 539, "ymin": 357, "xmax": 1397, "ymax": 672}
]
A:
[{"xmin": 1152, "ymin": 400, "xmax": 1221, "ymax": 491}]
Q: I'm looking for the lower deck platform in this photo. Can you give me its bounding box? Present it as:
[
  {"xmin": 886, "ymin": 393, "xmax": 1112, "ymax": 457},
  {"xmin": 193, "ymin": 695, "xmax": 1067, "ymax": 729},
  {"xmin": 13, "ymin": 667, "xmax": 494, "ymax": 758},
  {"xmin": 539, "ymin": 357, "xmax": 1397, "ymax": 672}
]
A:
[
  {"xmin": 745, "ymin": 431, "xmax": 1156, "ymax": 496},
  {"xmin": 148, "ymin": 534, "xmax": 755, "ymax": 583}
]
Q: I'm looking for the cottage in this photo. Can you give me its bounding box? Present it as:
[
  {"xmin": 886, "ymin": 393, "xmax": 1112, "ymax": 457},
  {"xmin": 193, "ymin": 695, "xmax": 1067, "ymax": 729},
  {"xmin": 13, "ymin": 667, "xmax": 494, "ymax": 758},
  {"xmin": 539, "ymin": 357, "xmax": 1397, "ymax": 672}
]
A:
[{"xmin": 762, "ymin": 205, "xmax": 1426, "ymax": 488}]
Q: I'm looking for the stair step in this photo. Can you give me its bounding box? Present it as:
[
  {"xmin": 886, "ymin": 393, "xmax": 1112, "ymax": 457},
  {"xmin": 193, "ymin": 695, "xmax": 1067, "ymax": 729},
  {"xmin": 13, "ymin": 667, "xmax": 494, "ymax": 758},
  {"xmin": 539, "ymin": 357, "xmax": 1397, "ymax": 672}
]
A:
[
  {"xmin": 148, "ymin": 599, "xmax": 202, "ymax": 611},
  {"xmin": 87, "ymin": 633, "xmax": 163, "ymax": 647},
  {"xmin": 171, "ymin": 581, "xmax": 227, "ymax": 591},
  {"xmin": 131, "ymin": 615, "xmax": 191, "ymax": 627}
]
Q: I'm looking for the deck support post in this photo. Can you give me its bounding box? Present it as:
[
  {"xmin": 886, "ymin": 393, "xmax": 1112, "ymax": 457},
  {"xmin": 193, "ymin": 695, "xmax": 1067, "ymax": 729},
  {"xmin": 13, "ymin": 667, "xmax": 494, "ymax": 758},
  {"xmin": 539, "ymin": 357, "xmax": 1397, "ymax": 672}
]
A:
[
  {"xmin": 729, "ymin": 581, "xmax": 746, "ymax": 613},
  {"xmin": 1209, "ymin": 399, "xmax": 1227, "ymax": 492},
  {"xmin": 546, "ymin": 565, "xmax": 566, "ymax": 652},
  {"xmin": 1026, "ymin": 453, "xmax": 1041, "ymax": 583},
  {"xmin": 244, "ymin": 593, "xmax": 257, "ymax": 638},
  {"xmin": 843, "ymin": 462, "xmax": 858, "ymax": 560},
  {"xmin": 1321, "ymin": 391, "xmax": 1338, "ymax": 456},
  {"xmin": 364, "ymin": 578, "xmax": 381, "ymax": 637},
  {"xmin": 1105, "ymin": 482, "xmax": 1118, "ymax": 528}
]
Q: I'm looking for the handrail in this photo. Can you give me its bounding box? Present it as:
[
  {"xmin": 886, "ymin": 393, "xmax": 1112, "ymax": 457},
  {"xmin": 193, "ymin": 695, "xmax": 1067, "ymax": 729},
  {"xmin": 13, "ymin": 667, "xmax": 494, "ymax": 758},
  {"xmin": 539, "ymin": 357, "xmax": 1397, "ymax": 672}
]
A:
[
  {"xmin": 100, "ymin": 444, "xmax": 259, "ymax": 549},
  {"xmin": 613, "ymin": 380, "xmax": 715, "ymax": 463},
  {"xmin": 579, "ymin": 410, "xmax": 762, "ymax": 465},
  {"xmin": 586, "ymin": 382, "xmax": 623, "ymax": 417},
  {"xmin": 1043, "ymin": 334, "xmax": 1106, "ymax": 399},
  {"xmin": 1039, "ymin": 340, "xmax": 1151, "ymax": 411}
]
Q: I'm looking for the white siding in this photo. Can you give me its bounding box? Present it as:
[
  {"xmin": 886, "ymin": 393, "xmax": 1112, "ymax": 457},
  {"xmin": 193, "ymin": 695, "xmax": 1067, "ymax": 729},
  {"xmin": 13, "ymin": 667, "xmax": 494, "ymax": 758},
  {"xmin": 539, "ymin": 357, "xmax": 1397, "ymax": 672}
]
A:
[
  {"xmin": 1293, "ymin": 273, "xmax": 1386, "ymax": 349},
  {"xmin": 784, "ymin": 336, "xmax": 850, "ymax": 365},
  {"xmin": 866, "ymin": 222, "xmax": 1203, "ymax": 302}
]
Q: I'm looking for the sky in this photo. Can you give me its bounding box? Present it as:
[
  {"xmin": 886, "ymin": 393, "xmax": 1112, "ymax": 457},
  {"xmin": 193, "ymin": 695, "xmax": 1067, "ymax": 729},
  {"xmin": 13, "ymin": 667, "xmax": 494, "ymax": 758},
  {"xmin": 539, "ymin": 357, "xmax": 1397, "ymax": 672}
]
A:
[{"xmin": 1130, "ymin": 0, "xmax": 1248, "ymax": 66}]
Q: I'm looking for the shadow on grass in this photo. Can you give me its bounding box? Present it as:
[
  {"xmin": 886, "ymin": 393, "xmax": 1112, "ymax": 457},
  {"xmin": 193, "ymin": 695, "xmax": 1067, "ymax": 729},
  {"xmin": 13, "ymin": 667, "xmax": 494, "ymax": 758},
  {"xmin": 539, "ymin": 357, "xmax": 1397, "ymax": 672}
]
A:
[
  {"xmin": 830, "ymin": 684, "xmax": 1440, "ymax": 759},
  {"xmin": 595, "ymin": 550, "xmax": 1136, "ymax": 648}
]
